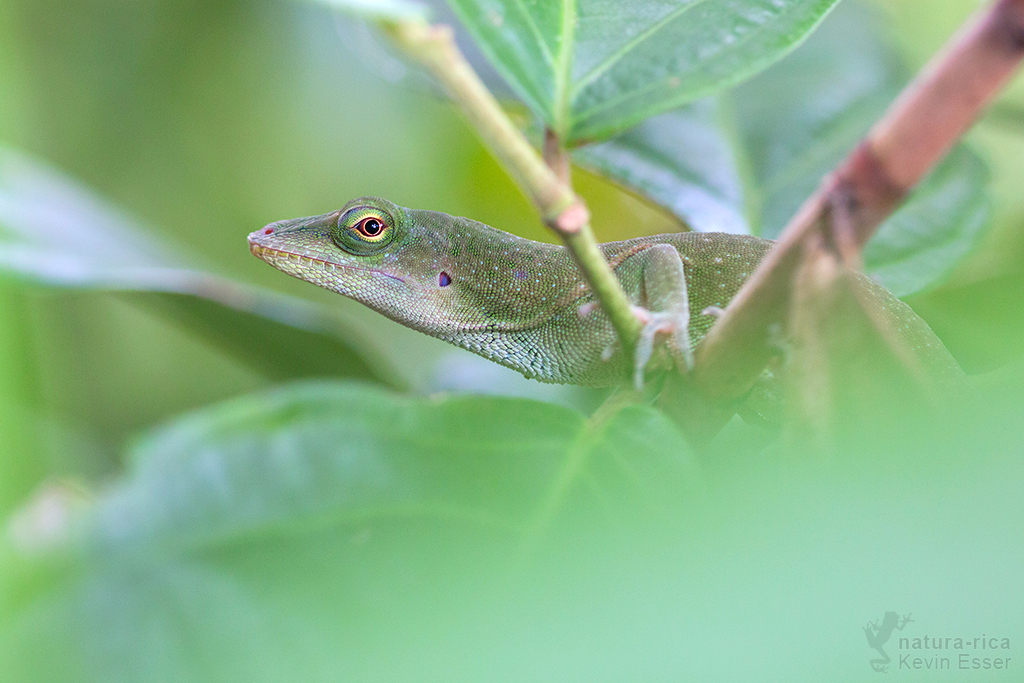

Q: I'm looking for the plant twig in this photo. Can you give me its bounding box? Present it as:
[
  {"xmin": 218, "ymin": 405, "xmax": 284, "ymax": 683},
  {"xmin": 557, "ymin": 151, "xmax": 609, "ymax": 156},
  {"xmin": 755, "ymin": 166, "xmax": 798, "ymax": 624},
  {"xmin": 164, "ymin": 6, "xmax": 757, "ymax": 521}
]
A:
[
  {"xmin": 382, "ymin": 20, "xmax": 641, "ymax": 360},
  {"xmin": 543, "ymin": 128, "xmax": 572, "ymax": 184},
  {"xmin": 693, "ymin": 0, "xmax": 1024, "ymax": 402}
]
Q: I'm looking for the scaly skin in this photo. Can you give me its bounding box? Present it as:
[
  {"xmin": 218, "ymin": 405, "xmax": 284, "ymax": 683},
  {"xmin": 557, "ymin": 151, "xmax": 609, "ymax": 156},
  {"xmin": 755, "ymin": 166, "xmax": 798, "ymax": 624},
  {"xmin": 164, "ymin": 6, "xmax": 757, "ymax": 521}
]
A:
[{"xmin": 248, "ymin": 196, "xmax": 960, "ymax": 388}]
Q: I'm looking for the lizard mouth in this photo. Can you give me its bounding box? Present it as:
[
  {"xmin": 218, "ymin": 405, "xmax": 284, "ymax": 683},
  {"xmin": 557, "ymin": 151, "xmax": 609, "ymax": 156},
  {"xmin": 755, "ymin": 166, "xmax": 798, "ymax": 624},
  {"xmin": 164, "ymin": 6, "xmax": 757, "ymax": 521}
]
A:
[{"xmin": 248, "ymin": 241, "xmax": 405, "ymax": 284}]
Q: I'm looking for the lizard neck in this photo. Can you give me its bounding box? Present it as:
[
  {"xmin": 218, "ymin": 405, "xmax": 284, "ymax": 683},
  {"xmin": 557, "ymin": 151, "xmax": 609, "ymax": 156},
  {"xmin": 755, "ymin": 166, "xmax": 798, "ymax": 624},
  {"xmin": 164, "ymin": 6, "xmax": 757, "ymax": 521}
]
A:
[{"xmin": 404, "ymin": 210, "xmax": 585, "ymax": 333}]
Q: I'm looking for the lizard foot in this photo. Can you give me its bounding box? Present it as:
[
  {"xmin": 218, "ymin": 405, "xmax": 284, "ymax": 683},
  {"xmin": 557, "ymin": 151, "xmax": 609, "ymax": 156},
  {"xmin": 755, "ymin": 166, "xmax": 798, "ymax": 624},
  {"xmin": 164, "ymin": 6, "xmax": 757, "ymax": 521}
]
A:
[{"xmin": 632, "ymin": 305, "xmax": 694, "ymax": 390}]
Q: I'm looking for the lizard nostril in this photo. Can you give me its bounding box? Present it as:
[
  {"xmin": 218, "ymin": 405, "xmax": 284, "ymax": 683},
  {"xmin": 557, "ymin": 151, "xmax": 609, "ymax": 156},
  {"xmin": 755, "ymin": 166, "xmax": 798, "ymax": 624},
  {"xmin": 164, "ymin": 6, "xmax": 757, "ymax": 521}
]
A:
[{"xmin": 263, "ymin": 228, "xmax": 274, "ymax": 235}]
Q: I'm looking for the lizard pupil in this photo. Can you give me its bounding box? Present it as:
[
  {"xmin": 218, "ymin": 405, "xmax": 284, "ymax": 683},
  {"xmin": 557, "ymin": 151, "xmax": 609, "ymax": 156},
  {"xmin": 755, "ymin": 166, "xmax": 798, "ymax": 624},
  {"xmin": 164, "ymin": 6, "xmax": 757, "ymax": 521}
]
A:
[{"xmin": 360, "ymin": 218, "xmax": 383, "ymax": 236}]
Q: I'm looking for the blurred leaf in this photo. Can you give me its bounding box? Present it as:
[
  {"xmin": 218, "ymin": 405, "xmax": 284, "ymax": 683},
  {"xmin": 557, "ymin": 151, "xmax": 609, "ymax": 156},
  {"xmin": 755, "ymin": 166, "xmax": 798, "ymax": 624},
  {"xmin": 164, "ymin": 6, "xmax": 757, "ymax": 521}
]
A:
[
  {"xmin": 865, "ymin": 147, "xmax": 990, "ymax": 297},
  {"xmin": 4, "ymin": 381, "xmax": 1024, "ymax": 681},
  {"xmin": 0, "ymin": 147, "xmax": 405, "ymax": 387},
  {"xmin": 308, "ymin": 0, "xmax": 430, "ymax": 22},
  {"xmin": 446, "ymin": 0, "xmax": 841, "ymax": 143},
  {"xmin": 578, "ymin": 1, "xmax": 992, "ymax": 297},
  {"xmin": 574, "ymin": 99, "xmax": 749, "ymax": 234},
  {"xmin": 0, "ymin": 284, "xmax": 42, "ymax": 515},
  {"xmin": 1, "ymin": 381, "xmax": 698, "ymax": 681},
  {"xmin": 908, "ymin": 268, "xmax": 1024, "ymax": 373},
  {"xmin": 135, "ymin": 292, "xmax": 406, "ymax": 385},
  {"xmin": 731, "ymin": 0, "xmax": 899, "ymax": 236}
]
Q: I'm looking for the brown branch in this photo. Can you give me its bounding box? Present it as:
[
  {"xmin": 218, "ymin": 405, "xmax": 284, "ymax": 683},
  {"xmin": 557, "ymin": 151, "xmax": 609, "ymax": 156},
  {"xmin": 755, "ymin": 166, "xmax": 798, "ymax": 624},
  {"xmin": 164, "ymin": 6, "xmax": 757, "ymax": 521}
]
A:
[
  {"xmin": 543, "ymin": 128, "xmax": 572, "ymax": 185},
  {"xmin": 692, "ymin": 0, "xmax": 1024, "ymax": 402}
]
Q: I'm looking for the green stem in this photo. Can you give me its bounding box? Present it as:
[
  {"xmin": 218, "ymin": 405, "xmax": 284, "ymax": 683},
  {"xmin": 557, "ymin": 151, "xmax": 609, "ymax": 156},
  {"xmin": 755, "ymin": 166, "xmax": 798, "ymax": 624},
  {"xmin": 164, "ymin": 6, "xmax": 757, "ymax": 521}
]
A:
[
  {"xmin": 384, "ymin": 21, "xmax": 571, "ymax": 218},
  {"xmin": 382, "ymin": 18, "xmax": 641, "ymax": 363},
  {"xmin": 563, "ymin": 225, "xmax": 641, "ymax": 355}
]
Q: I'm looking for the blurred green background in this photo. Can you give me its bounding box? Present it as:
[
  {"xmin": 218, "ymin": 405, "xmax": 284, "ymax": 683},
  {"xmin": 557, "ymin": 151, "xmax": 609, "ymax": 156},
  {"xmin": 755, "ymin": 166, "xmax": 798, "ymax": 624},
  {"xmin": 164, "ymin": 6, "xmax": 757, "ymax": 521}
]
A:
[{"xmin": 1, "ymin": 0, "xmax": 1023, "ymax": 680}]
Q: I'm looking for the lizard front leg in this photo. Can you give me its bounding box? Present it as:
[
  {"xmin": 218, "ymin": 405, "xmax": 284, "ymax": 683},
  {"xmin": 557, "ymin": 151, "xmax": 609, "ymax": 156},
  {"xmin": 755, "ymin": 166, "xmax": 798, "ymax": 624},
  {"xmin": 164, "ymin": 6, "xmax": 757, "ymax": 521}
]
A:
[{"xmin": 630, "ymin": 243, "xmax": 693, "ymax": 389}]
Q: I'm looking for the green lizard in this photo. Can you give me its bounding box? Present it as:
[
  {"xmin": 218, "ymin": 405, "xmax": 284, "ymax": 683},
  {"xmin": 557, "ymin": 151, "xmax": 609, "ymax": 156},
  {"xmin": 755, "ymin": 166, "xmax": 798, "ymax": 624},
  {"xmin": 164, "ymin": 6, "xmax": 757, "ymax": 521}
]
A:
[{"xmin": 248, "ymin": 196, "xmax": 960, "ymax": 398}]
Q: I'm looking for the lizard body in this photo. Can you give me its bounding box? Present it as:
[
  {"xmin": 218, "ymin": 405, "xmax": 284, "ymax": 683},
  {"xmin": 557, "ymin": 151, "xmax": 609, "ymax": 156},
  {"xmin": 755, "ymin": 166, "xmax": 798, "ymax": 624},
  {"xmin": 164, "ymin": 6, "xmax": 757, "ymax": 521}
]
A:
[{"xmin": 248, "ymin": 197, "xmax": 960, "ymax": 389}]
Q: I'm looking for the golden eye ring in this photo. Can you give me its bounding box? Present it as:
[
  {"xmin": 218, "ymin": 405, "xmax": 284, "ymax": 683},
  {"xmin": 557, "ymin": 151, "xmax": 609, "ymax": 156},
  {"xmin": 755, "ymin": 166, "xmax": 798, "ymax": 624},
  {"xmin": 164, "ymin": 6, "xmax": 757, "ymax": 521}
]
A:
[{"xmin": 355, "ymin": 216, "xmax": 386, "ymax": 239}]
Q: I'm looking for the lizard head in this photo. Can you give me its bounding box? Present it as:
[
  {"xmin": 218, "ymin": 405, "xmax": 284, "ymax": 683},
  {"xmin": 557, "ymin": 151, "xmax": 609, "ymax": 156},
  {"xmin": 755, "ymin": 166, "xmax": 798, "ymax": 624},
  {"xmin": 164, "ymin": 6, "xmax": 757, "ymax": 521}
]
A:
[{"xmin": 248, "ymin": 196, "xmax": 479, "ymax": 330}]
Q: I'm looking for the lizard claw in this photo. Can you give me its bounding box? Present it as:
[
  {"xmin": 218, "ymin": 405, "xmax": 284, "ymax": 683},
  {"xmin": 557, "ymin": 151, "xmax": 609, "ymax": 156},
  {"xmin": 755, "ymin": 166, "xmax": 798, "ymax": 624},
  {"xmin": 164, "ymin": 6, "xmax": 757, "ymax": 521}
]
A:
[
  {"xmin": 578, "ymin": 301, "xmax": 599, "ymax": 318},
  {"xmin": 631, "ymin": 305, "xmax": 694, "ymax": 390},
  {"xmin": 701, "ymin": 305, "xmax": 725, "ymax": 318}
]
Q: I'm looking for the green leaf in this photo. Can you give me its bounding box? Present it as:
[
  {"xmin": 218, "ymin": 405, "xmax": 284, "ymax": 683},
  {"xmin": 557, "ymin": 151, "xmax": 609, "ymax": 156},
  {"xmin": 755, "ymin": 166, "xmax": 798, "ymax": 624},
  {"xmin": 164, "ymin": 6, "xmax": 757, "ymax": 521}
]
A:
[
  {"xmin": 1, "ymin": 382, "xmax": 698, "ymax": 681},
  {"xmin": 90, "ymin": 382, "xmax": 698, "ymax": 555},
  {"xmin": 446, "ymin": 0, "xmax": 842, "ymax": 143},
  {"xmin": 577, "ymin": 1, "xmax": 992, "ymax": 297},
  {"xmin": 0, "ymin": 147, "xmax": 405, "ymax": 387}
]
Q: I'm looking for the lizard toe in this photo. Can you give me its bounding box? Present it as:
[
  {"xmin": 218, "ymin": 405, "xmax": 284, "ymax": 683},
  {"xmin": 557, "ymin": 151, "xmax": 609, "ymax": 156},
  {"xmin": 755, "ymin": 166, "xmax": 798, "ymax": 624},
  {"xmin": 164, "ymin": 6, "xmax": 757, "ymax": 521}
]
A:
[{"xmin": 631, "ymin": 305, "xmax": 693, "ymax": 389}]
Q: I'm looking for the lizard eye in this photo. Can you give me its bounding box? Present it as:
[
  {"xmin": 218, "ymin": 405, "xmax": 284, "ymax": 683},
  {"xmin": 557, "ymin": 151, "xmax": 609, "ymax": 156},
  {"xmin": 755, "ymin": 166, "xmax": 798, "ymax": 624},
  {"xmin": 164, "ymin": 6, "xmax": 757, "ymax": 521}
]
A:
[{"xmin": 333, "ymin": 206, "xmax": 397, "ymax": 253}]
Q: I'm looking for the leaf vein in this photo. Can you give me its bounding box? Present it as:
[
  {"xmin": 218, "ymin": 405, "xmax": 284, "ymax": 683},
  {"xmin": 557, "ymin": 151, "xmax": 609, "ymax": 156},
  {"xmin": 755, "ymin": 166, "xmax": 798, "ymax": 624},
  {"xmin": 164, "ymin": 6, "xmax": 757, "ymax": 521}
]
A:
[
  {"xmin": 509, "ymin": 0, "xmax": 557, "ymax": 68},
  {"xmin": 568, "ymin": 0, "xmax": 713, "ymax": 100}
]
